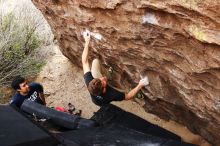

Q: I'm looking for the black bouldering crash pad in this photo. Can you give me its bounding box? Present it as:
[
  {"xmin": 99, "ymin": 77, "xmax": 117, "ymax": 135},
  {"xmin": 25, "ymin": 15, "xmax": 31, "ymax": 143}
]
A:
[
  {"xmin": 20, "ymin": 99, "xmax": 98, "ymax": 130},
  {"xmin": 0, "ymin": 105, "xmax": 58, "ymax": 146},
  {"xmin": 57, "ymin": 104, "xmax": 197, "ymax": 146},
  {"xmin": 58, "ymin": 124, "xmax": 196, "ymax": 146},
  {"xmin": 91, "ymin": 104, "xmax": 181, "ymax": 141}
]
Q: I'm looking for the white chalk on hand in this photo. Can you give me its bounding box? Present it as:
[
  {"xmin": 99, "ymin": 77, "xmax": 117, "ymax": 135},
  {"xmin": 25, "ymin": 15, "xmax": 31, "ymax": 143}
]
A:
[
  {"xmin": 82, "ymin": 29, "xmax": 102, "ymax": 40},
  {"xmin": 82, "ymin": 29, "xmax": 90, "ymax": 38},
  {"xmin": 140, "ymin": 76, "xmax": 149, "ymax": 86},
  {"xmin": 90, "ymin": 32, "xmax": 102, "ymax": 40}
]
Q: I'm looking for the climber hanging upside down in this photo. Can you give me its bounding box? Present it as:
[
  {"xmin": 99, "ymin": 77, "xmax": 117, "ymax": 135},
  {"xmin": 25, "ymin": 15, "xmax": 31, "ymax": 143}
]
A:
[{"xmin": 81, "ymin": 30, "xmax": 149, "ymax": 106}]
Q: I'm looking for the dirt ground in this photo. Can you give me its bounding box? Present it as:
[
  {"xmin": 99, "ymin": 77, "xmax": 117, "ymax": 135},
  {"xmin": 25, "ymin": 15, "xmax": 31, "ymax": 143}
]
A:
[{"xmin": 36, "ymin": 44, "xmax": 210, "ymax": 146}]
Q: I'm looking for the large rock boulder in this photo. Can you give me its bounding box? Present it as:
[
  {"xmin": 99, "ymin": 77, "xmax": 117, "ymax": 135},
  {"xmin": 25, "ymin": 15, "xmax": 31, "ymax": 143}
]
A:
[{"xmin": 32, "ymin": 0, "xmax": 220, "ymax": 145}]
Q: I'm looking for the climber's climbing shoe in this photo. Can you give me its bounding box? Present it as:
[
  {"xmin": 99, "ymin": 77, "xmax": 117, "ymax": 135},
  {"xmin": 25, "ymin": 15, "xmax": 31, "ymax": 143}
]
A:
[
  {"xmin": 107, "ymin": 66, "xmax": 113, "ymax": 81},
  {"xmin": 136, "ymin": 91, "xmax": 145, "ymax": 99}
]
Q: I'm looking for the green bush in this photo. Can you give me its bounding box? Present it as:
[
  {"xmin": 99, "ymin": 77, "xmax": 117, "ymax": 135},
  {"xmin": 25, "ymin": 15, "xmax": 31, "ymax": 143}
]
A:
[{"xmin": 0, "ymin": 12, "xmax": 44, "ymax": 86}]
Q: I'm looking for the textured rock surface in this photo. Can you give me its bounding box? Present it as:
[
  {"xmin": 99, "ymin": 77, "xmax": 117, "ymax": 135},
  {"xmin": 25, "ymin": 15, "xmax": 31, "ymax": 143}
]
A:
[{"xmin": 32, "ymin": 0, "xmax": 220, "ymax": 145}]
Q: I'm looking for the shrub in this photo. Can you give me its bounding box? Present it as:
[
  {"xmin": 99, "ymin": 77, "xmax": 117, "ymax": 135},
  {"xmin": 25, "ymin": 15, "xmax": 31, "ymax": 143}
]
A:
[{"xmin": 0, "ymin": 6, "xmax": 45, "ymax": 87}]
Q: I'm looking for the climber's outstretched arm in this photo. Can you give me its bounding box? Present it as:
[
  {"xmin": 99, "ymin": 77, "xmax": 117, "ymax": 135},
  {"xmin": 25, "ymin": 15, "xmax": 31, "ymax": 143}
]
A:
[
  {"xmin": 125, "ymin": 83, "xmax": 143, "ymax": 100},
  {"xmin": 125, "ymin": 76, "xmax": 149, "ymax": 100},
  {"xmin": 82, "ymin": 31, "xmax": 91, "ymax": 74}
]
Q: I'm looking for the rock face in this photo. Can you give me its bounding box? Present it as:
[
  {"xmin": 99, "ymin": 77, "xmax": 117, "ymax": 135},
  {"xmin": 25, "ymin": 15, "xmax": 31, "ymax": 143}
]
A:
[{"xmin": 32, "ymin": 0, "xmax": 220, "ymax": 145}]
